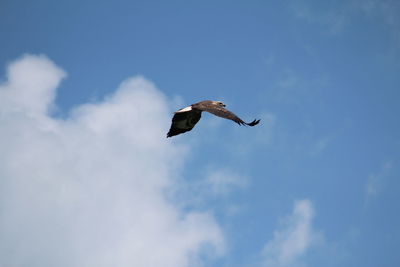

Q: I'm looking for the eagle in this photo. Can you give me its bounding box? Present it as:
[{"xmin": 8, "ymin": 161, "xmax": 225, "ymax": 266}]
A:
[{"xmin": 167, "ymin": 100, "xmax": 260, "ymax": 137}]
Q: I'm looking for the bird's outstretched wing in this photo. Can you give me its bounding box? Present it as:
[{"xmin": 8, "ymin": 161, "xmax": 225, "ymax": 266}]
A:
[
  {"xmin": 195, "ymin": 102, "xmax": 260, "ymax": 126},
  {"xmin": 167, "ymin": 108, "xmax": 202, "ymax": 137}
]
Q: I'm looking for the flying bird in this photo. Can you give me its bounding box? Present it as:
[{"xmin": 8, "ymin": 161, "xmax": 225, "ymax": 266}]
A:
[{"xmin": 167, "ymin": 100, "xmax": 260, "ymax": 137}]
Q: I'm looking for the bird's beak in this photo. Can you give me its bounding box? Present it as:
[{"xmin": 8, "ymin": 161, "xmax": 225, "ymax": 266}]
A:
[{"xmin": 222, "ymin": 104, "xmax": 226, "ymax": 107}]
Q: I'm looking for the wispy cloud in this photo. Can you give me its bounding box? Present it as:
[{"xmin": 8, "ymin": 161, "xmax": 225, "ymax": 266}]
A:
[
  {"xmin": 205, "ymin": 168, "xmax": 249, "ymax": 196},
  {"xmin": 291, "ymin": 0, "xmax": 400, "ymax": 40},
  {"xmin": 291, "ymin": 1, "xmax": 348, "ymax": 35},
  {"xmin": 173, "ymin": 167, "xmax": 250, "ymax": 209},
  {"xmin": 356, "ymin": 0, "xmax": 400, "ymax": 44},
  {"xmin": 309, "ymin": 134, "xmax": 337, "ymax": 156},
  {"xmin": 272, "ymin": 68, "xmax": 330, "ymax": 107},
  {"xmin": 365, "ymin": 161, "xmax": 393, "ymax": 200},
  {"xmin": 356, "ymin": 0, "xmax": 400, "ymax": 26},
  {"xmin": 261, "ymin": 199, "xmax": 323, "ymax": 267},
  {"xmin": 0, "ymin": 55, "xmax": 223, "ymax": 267}
]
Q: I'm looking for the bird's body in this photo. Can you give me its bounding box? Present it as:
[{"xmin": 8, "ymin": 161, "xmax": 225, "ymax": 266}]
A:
[{"xmin": 167, "ymin": 100, "xmax": 260, "ymax": 137}]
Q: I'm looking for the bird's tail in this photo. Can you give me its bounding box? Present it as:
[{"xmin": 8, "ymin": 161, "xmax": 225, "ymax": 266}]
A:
[{"xmin": 245, "ymin": 119, "xmax": 260, "ymax": 126}]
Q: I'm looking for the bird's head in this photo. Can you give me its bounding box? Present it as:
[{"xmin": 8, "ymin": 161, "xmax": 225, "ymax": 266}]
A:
[{"xmin": 213, "ymin": 101, "xmax": 226, "ymax": 107}]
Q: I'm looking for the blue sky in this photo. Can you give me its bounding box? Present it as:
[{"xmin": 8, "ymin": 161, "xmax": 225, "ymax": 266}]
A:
[{"xmin": 1, "ymin": 0, "xmax": 399, "ymax": 266}]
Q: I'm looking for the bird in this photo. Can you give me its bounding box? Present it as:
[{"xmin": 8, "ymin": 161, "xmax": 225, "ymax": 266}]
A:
[{"xmin": 167, "ymin": 100, "xmax": 260, "ymax": 137}]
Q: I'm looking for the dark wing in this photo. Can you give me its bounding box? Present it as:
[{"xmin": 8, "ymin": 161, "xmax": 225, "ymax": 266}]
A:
[
  {"xmin": 195, "ymin": 102, "xmax": 260, "ymax": 126},
  {"xmin": 167, "ymin": 110, "xmax": 202, "ymax": 137}
]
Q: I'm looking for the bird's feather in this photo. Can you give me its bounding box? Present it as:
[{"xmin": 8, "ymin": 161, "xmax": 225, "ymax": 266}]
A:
[
  {"xmin": 167, "ymin": 100, "xmax": 259, "ymax": 137},
  {"xmin": 167, "ymin": 109, "xmax": 201, "ymax": 137},
  {"xmin": 193, "ymin": 101, "xmax": 259, "ymax": 126}
]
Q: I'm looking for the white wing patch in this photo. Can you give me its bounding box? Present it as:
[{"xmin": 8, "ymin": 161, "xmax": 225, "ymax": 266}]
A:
[{"xmin": 175, "ymin": 106, "xmax": 192, "ymax": 113}]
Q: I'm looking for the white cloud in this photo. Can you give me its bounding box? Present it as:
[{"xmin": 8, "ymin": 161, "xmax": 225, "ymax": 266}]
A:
[
  {"xmin": 261, "ymin": 199, "xmax": 322, "ymax": 267},
  {"xmin": 0, "ymin": 55, "xmax": 223, "ymax": 267},
  {"xmin": 0, "ymin": 54, "xmax": 66, "ymax": 116}
]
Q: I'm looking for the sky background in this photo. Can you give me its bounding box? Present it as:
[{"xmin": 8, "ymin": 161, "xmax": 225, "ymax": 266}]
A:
[{"xmin": 1, "ymin": 0, "xmax": 399, "ymax": 266}]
